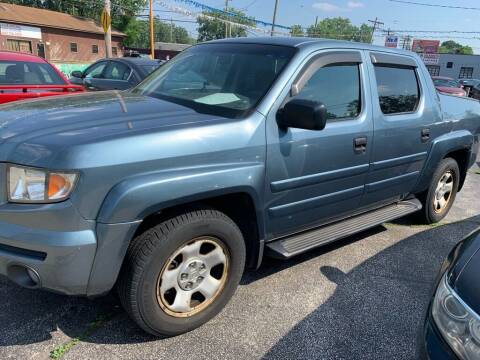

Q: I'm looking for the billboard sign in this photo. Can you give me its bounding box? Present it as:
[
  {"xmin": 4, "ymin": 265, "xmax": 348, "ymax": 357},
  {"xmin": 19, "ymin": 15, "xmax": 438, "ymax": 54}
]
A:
[
  {"xmin": 0, "ymin": 23, "xmax": 42, "ymax": 39},
  {"xmin": 385, "ymin": 36, "xmax": 398, "ymax": 48},
  {"xmin": 412, "ymin": 39, "xmax": 440, "ymax": 54},
  {"xmin": 420, "ymin": 53, "xmax": 440, "ymax": 65}
]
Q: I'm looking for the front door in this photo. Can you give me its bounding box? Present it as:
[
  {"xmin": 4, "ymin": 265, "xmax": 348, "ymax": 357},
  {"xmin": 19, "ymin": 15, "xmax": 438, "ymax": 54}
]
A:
[
  {"xmin": 361, "ymin": 51, "xmax": 434, "ymax": 206},
  {"xmin": 265, "ymin": 50, "xmax": 373, "ymax": 239}
]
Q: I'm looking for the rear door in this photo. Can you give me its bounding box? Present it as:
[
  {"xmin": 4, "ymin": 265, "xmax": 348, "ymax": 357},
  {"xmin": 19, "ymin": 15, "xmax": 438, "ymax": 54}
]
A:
[
  {"xmin": 265, "ymin": 50, "xmax": 373, "ymax": 239},
  {"xmin": 362, "ymin": 52, "xmax": 433, "ymax": 206}
]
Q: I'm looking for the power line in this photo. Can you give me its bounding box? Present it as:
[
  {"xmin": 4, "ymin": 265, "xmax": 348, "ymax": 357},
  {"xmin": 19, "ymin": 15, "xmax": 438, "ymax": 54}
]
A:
[{"xmin": 389, "ymin": 0, "xmax": 480, "ymax": 11}]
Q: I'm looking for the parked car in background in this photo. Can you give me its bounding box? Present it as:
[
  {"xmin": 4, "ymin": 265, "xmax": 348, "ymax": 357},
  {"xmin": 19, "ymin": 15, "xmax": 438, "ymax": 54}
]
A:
[
  {"xmin": 0, "ymin": 51, "xmax": 84, "ymax": 104},
  {"xmin": 421, "ymin": 228, "xmax": 480, "ymax": 360},
  {"xmin": 467, "ymin": 82, "xmax": 480, "ymax": 101},
  {"xmin": 0, "ymin": 38, "xmax": 478, "ymax": 337},
  {"xmin": 432, "ymin": 76, "xmax": 467, "ymax": 97},
  {"xmin": 459, "ymin": 79, "xmax": 480, "ymax": 98},
  {"xmin": 69, "ymin": 57, "xmax": 161, "ymax": 91}
]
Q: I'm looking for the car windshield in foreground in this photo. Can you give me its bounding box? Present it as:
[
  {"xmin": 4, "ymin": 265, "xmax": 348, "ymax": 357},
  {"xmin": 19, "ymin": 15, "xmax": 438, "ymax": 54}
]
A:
[
  {"xmin": 133, "ymin": 43, "xmax": 296, "ymax": 118},
  {"xmin": 0, "ymin": 61, "xmax": 66, "ymax": 85}
]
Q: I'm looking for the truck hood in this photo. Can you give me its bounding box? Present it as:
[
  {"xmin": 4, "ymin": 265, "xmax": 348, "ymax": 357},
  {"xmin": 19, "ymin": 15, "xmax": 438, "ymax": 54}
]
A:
[{"xmin": 0, "ymin": 90, "xmax": 225, "ymax": 146}]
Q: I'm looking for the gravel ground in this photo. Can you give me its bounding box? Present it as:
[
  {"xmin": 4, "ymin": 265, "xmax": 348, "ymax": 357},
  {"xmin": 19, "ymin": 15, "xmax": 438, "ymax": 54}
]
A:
[{"xmin": 0, "ymin": 158, "xmax": 479, "ymax": 360}]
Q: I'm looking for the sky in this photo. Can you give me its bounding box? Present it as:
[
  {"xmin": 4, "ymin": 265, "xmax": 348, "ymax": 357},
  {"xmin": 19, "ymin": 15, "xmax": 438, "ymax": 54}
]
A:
[{"xmin": 152, "ymin": 0, "xmax": 480, "ymax": 54}]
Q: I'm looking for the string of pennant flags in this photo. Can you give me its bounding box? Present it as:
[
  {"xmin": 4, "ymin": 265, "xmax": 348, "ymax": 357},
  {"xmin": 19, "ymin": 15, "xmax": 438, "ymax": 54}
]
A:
[
  {"xmin": 171, "ymin": 0, "xmax": 292, "ymax": 30},
  {"xmin": 156, "ymin": 1, "xmax": 292, "ymax": 36}
]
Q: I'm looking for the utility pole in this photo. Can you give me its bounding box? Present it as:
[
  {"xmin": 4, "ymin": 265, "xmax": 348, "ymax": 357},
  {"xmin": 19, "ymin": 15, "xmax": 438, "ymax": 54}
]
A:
[
  {"xmin": 149, "ymin": 0, "xmax": 154, "ymax": 59},
  {"xmin": 224, "ymin": 0, "xmax": 229, "ymax": 38},
  {"xmin": 103, "ymin": 0, "xmax": 112, "ymax": 58},
  {"xmin": 170, "ymin": 18, "xmax": 174, "ymax": 43},
  {"xmin": 368, "ymin": 17, "xmax": 384, "ymax": 44},
  {"xmin": 271, "ymin": 0, "xmax": 279, "ymax": 37},
  {"xmin": 315, "ymin": 16, "xmax": 318, "ymax": 27}
]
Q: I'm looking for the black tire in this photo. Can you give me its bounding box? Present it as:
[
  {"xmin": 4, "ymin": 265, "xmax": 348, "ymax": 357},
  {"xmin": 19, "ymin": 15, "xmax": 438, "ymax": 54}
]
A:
[
  {"xmin": 117, "ymin": 209, "xmax": 246, "ymax": 337},
  {"xmin": 419, "ymin": 158, "xmax": 460, "ymax": 224}
]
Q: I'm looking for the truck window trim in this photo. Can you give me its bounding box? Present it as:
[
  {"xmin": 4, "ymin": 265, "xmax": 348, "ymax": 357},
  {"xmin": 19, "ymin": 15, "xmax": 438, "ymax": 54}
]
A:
[
  {"xmin": 373, "ymin": 63, "xmax": 422, "ymax": 117},
  {"xmin": 282, "ymin": 50, "xmax": 364, "ymax": 123}
]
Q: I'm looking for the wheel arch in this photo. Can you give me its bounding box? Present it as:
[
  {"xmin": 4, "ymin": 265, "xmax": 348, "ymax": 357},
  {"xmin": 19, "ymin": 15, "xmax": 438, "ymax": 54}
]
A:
[{"xmin": 413, "ymin": 130, "xmax": 474, "ymax": 194}]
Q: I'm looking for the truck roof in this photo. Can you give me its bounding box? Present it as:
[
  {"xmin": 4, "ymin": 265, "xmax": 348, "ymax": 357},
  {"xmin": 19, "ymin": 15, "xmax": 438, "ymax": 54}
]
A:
[{"xmin": 203, "ymin": 36, "xmax": 416, "ymax": 57}]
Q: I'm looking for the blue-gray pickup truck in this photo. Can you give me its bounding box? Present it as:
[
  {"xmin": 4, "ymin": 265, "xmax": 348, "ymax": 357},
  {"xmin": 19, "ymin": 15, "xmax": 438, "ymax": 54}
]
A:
[{"xmin": 0, "ymin": 37, "xmax": 478, "ymax": 337}]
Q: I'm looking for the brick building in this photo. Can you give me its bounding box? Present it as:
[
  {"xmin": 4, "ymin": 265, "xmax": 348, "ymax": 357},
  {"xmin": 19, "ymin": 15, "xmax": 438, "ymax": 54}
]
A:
[{"xmin": 0, "ymin": 3, "xmax": 126, "ymax": 65}]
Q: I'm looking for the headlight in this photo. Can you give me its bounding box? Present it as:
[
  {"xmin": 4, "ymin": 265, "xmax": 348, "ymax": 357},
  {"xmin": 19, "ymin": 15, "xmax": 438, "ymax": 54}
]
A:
[
  {"xmin": 432, "ymin": 273, "xmax": 480, "ymax": 360},
  {"xmin": 8, "ymin": 165, "xmax": 78, "ymax": 203}
]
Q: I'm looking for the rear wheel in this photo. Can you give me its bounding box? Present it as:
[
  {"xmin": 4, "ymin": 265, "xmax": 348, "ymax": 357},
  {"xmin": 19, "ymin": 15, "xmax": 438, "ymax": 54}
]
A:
[
  {"xmin": 419, "ymin": 158, "xmax": 459, "ymax": 224},
  {"xmin": 117, "ymin": 209, "xmax": 245, "ymax": 337}
]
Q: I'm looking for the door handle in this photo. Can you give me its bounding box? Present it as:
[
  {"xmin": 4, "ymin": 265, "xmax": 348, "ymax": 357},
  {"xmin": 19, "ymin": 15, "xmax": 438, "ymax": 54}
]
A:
[
  {"xmin": 354, "ymin": 136, "xmax": 368, "ymax": 154},
  {"xmin": 421, "ymin": 128, "xmax": 430, "ymax": 143}
]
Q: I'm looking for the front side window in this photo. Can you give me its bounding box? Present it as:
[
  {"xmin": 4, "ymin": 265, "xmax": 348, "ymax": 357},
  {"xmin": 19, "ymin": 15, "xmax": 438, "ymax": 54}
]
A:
[
  {"xmin": 374, "ymin": 65, "xmax": 420, "ymax": 115},
  {"xmin": 84, "ymin": 62, "xmax": 107, "ymax": 79},
  {"xmin": 104, "ymin": 62, "xmax": 131, "ymax": 80},
  {"xmin": 293, "ymin": 63, "xmax": 361, "ymax": 120},
  {"xmin": 134, "ymin": 43, "xmax": 296, "ymax": 118}
]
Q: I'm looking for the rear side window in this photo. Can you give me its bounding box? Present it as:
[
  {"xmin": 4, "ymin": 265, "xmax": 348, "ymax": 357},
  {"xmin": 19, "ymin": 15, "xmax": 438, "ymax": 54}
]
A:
[
  {"xmin": 294, "ymin": 64, "xmax": 361, "ymax": 120},
  {"xmin": 0, "ymin": 61, "xmax": 66, "ymax": 85},
  {"xmin": 374, "ymin": 65, "xmax": 420, "ymax": 115}
]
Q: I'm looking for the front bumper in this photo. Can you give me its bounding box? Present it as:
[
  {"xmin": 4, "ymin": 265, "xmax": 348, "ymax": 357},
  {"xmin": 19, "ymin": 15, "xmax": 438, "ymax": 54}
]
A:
[
  {"xmin": 0, "ymin": 200, "xmax": 140, "ymax": 296},
  {"xmin": 421, "ymin": 310, "xmax": 459, "ymax": 360}
]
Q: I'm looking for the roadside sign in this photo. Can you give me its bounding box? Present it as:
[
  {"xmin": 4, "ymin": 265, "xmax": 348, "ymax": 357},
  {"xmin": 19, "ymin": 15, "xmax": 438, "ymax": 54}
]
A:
[
  {"xmin": 385, "ymin": 36, "xmax": 398, "ymax": 48},
  {"xmin": 100, "ymin": 9, "xmax": 111, "ymax": 33},
  {"xmin": 420, "ymin": 53, "xmax": 440, "ymax": 65},
  {"xmin": 412, "ymin": 40, "xmax": 440, "ymax": 54}
]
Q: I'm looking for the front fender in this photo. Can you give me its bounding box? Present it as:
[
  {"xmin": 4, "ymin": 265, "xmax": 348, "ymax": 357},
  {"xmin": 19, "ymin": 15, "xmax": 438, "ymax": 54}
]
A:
[
  {"xmin": 413, "ymin": 130, "xmax": 474, "ymax": 193},
  {"xmin": 97, "ymin": 163, "xmax": 265, "ymax": 224},
  {"xmin": 87, "ymin": 163, "xmax": 265, "ymax": 296}
]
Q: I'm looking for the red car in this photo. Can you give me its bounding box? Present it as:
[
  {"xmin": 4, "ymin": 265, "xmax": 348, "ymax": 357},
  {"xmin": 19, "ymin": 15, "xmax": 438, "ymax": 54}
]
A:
[
  {"xmin": 431, "ymin": 76, "xmax": 467, "ymax": 97},
  {"xmin": 0, "ymin": 51, "xmax": 84, "ymax": 104}
]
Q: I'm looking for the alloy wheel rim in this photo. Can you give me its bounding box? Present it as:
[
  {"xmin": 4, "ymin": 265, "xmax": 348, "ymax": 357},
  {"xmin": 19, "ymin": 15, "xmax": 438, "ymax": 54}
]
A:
[
  {"xmin": 157, "ymin": 236, "xmax": 229, "ymax": 317},
  {"xmin": 433, "ymin": 170, "xmax": 454, "ymax": 214}
]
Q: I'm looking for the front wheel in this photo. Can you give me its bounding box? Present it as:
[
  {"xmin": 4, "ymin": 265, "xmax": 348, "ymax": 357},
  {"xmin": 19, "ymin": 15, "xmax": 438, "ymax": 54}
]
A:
[
  {"xmin": 419, "ymin": 158, "xmax": 460, "ymax": 224},
  {"xmin": 117, "ymin": 209, "xmax": 246, "ymax": 337}
]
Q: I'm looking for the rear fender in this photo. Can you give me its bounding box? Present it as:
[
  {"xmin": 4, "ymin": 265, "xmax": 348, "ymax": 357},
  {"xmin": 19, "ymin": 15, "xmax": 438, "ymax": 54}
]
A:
[{"xmin": 413, "ymin": 130, "xmax": 474, "ymax": 194}]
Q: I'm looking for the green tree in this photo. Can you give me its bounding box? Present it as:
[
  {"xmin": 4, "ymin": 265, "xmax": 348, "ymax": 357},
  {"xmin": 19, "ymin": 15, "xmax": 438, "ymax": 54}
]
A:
[
  {"xmin": 197, "ymin": 7, "xmax": 255, "ymax": 42},
  {"xmin": 306, "ymin": 17, "xmax": 371, "ymax": 43},
  {"xmin": 290, "ymin": 24, "xmax": 304, "ymax": 37},
  {"xmin": 123, "ymin": 18, "xmax": 194, "ymax": 48},
  {"xmin": 4, "ymin": 0, "xmax": 147, "ymax": 43},
  {"xmin": 438, "ymin": 40, "xmax": 473, "ymax": 55}
]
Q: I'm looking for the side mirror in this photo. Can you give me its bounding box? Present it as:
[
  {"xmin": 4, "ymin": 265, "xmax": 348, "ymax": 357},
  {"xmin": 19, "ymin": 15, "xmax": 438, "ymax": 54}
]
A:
[
  {"xmin": 71, "ymin": 70, "xmax": 83, "ymax": 78},
  {"xmin": 277, "ymin": 99, "xmax": 328, "ymax": 131}
]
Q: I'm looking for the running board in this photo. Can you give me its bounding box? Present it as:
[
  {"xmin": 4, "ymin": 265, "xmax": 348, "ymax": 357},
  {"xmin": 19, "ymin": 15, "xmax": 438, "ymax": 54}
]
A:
[{"xmin": 266, "ymin": 199, "xmax": 422, "ymax": 259}]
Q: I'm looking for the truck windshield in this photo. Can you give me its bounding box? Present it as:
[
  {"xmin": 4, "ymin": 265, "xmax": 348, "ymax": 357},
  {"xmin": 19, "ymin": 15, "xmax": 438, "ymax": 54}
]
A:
[{"xmin": 133, "ymin": 43, "xmax": 296, "ymax": 118}]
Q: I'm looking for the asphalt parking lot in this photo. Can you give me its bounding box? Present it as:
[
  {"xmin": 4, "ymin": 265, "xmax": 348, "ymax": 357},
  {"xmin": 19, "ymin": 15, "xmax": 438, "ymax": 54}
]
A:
[{"xmin": 1, "ymin": 158, "xmax": 479, "ymax": 360}]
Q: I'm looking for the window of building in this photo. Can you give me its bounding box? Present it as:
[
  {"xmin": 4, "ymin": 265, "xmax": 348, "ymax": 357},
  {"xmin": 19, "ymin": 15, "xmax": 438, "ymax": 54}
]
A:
[
  {"xmin": 426, "ymin": 65, "xmax": 440, "ymax": 76},
  {"xmin": 459, "ymin": 67, "xmax": 474, "ymax": 79},
  {"xmin": 293, "ymin": 63, "xmax": 361, "ymax": 120},
  {"xmin": 112, "ymin": 47, "xmax": 118, "ymax": 56},
  {"xmin": 446, "ymin": 62, "xmax": 453, "ymax": 69},
  {"xmin": 6, "ymin": 39, "xmax": 32, "ymax": 53},
  {"xmin": 92, "ymin": 45, "xmax": 99, "ymax": 54},
  {"xmin": 70, "ymin": 43, "xmax": 78, "ymax": 53},
  {"xmin": 374, "ymin": 65, "xmax": 420, "ymax": 115}
]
